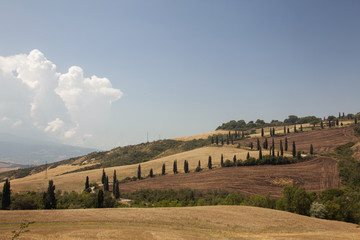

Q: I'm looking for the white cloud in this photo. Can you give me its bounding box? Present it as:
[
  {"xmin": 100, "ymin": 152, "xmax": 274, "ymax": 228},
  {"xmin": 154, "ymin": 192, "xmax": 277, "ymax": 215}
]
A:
[{"xmin": 0, "ymin": 49, "xmax": 123, "ymax": 147}]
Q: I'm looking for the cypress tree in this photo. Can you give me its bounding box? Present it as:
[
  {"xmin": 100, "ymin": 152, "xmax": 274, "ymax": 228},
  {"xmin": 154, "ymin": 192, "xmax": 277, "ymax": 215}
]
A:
[
  {"xmin": 112, "ymin": 170, "xmax": 117, "ymax": 194},
  {"xmin": 1, "ymin": 179, "xmax": 11, "ymax": 210},
  {"xmin": 97, "ymin": 190, "xmax": 104, "ymax": 208},
  {"xmin": 300, "ymin": 124, "xmax": 303, "ymax": 132},
  {"xmin": 137, "ymin": 164, "xmax": 142, "ymax": 179},
  {"xmin": 280, "ymin": 140, "xmax": 284, "ymax": 156},
  {"xmin": 259, "ymin": 147, "xmax": 262, "ymax": 160},
  {"xmin": 208, "ymin": 156, "xmax": 212, "ymax": 169},
  {"xmin": 149, "ymin": 168, "xmax": 154, "ymax": 177},
  {"xmin": 261, "ymin": 128, "xmax": 264, "ymax": 137},
  {"xmin": 355, "ymin": 118, "xmax": 358, "ymax": 124},
  {"xmin": 242, "ymin": 131, "xmax": 245, "ymax": 138},
  {"xmin": 247, "ymin": 152, "xmax": 250, "ymax": 160},
  {"xmin": 226, "ymin": 137, "xmax": 229, "ymax": 145},
  {"xmin": 272, "ymin": 139, "xmax": 275, "ymax": 157},
  {"xmin": 294, "ymin": 124, "xmax": 297, "ymax": 133},
  {"xmin": 336, "ymin": 119, "xmax": 339, "ymax": 126},
  {"xmin": 287, "ymin": 127, "xmax": 290, "ymax": 133},
  {"xmin": 162, "ymin": 163, "xmax": 166, "ymax": 175},
  {"xmin": 211, "ymin": 136, "xmax": 214, "ymax": 144},
  {"xmin": 270, "ymin": 128, "xmax": 273, "ymax": 137},
  {"xmin": 173, "ymin": 160, "xmax": 178, "ymax": 174},
  {"xmin": 221, "ymin": 154, "xmax": 224, "ymax": 167},
  {"xmin": 284, "ymin": 125, "xmax": 286, "ymax": 134},
  {"xmin": 104, "ymin": 176, "xmax": 109, "ymax": 191},
  {"xmin": 257, "ymin": 138, "xmax": 260, "ymax": 150},
  {"xmin": 216, "ymin": 135, "xmax": 219, "ymax": 145},
  {"xmin": 101, "ymin": 168, "xmax": 106, "ymax": 184},
  {"xmin": 273, "ymin": 128, "xmax": 275, "ymax": 136},
  {"xmin": 342, "ymin": 112, "xmax": 345, "ymax": 118},
  {"xmin": 250, "ymin": 142, "xmax": 253, "ymax": 150},
  {"xmin": 285, "ymin": 137, "xmax": 288, "ymax": 151},
  {"xmin": 184, "ymin": 160, "xmax": 189, "ymax": 173},
  {"xmin": 221, "ymin": 138, "xmax": 224, "ymax": 145},
  {"xmin": 310, "ymin": 144, "xmax": 314, "ymax": 155},
  {"xmin": 43, "ymin": 180, "xmax": 56, "ymax": 209},
  {"xmin": 231, "ymin": 136, "xmax": 234, "ymax": 145},
  {"xmin": 339, "ymin": 112, "xmax": 341, "ymax": 119},
  {"xmin": 329, "ymin": 120, "xmax": 331, "ymax": 128},
  {"xmin": 196, "ymin": 160, "xmax": 202, "ymax": 172},
  {"xmin": 321, "ymin": 120, "xmax": 324, "ymax": 129},
  {"xmin": 114, "ymin": 180, "xmax": 120, "ymax": 199},
  {"xmin": 85, "ymin": 176, "xmax": 89, "ymax": 191},
  {"xmin": 263, "ymin": 138, "xmax": 268, "ymax": 149},
  {"xmin": 233, "ymin": 155, "xmax": 237, "ymax": 165},
  {"xmin": 292, "ymin": 141, "xmax": 296, "ymax": 157}
]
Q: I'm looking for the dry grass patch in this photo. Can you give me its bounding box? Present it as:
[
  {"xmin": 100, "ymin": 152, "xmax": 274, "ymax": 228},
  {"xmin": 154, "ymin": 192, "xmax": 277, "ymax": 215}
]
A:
[{"xmin": 0, "ymin": 206, "xmax": 359, "ymax": 240}]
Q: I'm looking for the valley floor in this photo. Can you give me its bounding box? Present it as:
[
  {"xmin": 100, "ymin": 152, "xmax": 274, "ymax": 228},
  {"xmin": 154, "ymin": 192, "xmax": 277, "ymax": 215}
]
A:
[{"xmin": 0, "ymin": 206, "xmax": 359, "ymax": 240}]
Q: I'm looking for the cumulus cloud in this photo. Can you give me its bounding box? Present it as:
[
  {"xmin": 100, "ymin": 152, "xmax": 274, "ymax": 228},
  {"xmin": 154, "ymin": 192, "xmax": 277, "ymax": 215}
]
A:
[{"xmin": 0, "ymin": 49, "xmax": 123, "ymax": 146}]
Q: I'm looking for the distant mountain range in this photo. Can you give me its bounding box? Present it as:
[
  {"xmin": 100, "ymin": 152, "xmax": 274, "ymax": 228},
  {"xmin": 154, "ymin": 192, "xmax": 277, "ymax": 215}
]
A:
[{"xmin": 0, "ymin": 132, "xmax": 96, "ymax": 166}]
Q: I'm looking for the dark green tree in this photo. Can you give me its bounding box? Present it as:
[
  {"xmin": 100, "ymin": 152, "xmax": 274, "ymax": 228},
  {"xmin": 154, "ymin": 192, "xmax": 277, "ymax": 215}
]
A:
[
  {"xmin": 96, "ymin": 190, "xmax": 104, "ymax": 208},
  {"xmin": 1, "ymin": 179, "xmax": 11, "ymax": 210},
  {"xmin": 211, "ymin": 136, "xmax": 214, "ymax": 144},
  {"xmin": 280, "ymin": 140, "xmax": 284, "ymax": 156},
  {"xmin": 184, "ymin": 160, "xmax": 189, "ymax": 173},
  {"xmin": 195, "ymin": 160, "xmax": 202, "ymax": 172},
  {"xmin": 85, "ymin": 176, "xmax": 89, "ymax": 192},
  {"xmin": 284, "ymin": 125, "xmax": 286, "ymax": 134},
  {"xmin": 300, "ymin": 124, "xmax": 303, "ymax": 132},
  {"xmin": 336, "ymin": 119, "xmax": 339, "ymax": 126},
  {"xmin": 149, "ymin": 168, "xmax": 154, "ymax": 177},
  {"xmin": 355, "ymin": 118, "xmax": 358, "ymax": 124},
  {"xmin": 216, "ymin": 135, "xmax": 219, "ymax": 145},
  {"xmin": 242, "ymin": 131, "xmax": 245, "ymax": 138},
  {"xmin": 114, "ymin": 180, "xmax": 120, "ymax": 199},
  {"xmin": 259, "ymin": 147, "xmax": 262, "ymax": 160},
  {"xmin": 257, "ymin": 138, "xmax": 260, "ymax": 150},
  {"xmin": 101, "ymin": 168, "xmax": 106, "ymax": 184},
  {"xmin": 310, "ymin": 144, "xmax": 314, "ymax": 155},
  {"xmin": 250, "ymin": 142, "xmax": 253, "ymax": 150},
  {"xmin": 294, "ymin": 124, "xmax": 297, "ymax": 133},
  {"xmin": 285, "ymin": 137, "xmax": 288, "ymax": 151},
  {"xmin": 137, "ymin": 164, "xmax": 142, "ymax": 179},
  {"xmin": 321, "ymin": 120, "xmax": 324, "ymax": 129},
  {"xmin": 173, "ymin": 160, "xmax": 178, "ymax": 174},
  {"xmin": 162, "ymin": 163, "xmax": 166, "ymax": 175},
  {"xmin": 43, "ymin": 180, "xmax": 56, "ymax": 209},
  {"xmin": 263, "ymin": 138, "xmax": 268, "ymax": 149},
  {"xmin": 329, "ymin": 120, "xmax": 331, "ymax": 128},
  {"xmin": 287, "ymin": 127, "xmax": 290, "ymax": 133},
  {"xmin": 247, "ymin": 152, "xmax": 250, "ymax": 160},
  {"xmin": 221, "ymin": 154, "xmax": 224, "ymax": 167},
  {"xmin": 233, "ymin": 155, "xmax": 237, "ymax": 165},
  {"xmin": 208, "ymin": 156, "xmax": 212, "ymax": 169},
  {"xmin": 221, "ymin": 138, "xmax": 224, "ymax": 145},
  {"xmin": 112, "ymin": 170, "xmax": 117, "ymax": 194},
  {"xmin": 104, "ymin": 176, "xmax": 109, "ymax": 191},
  {"xmin": 292, "ymin": 141, "xmax": 296, "ymax": 157},
  {"xmin": 226, "ymin": 137, "xmax": 229, "ymax": 145},
  {"xmin": 261, "ymin": 128, "xmax": 264, "ymax": 137},
  {"xmin": 273, "ymin": 128, "xmax": 275, "ymax": 136}
]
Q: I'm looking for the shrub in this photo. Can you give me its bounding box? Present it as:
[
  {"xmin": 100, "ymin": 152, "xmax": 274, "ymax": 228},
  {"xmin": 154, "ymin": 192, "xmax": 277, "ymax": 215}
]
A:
[{"xmin": 310, "ymin": 202, "xmax": 327, "ymax": 219}]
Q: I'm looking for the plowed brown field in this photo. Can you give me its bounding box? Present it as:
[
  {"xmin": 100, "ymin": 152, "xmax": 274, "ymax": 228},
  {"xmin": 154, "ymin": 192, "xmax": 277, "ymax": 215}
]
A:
[
  {"xmin": 119, "ymin": 157, "xmax": 340, "ymax": 198},
  {"xmin": 237, "ymin": 127, "xmax": 359, "ymax": 154}
]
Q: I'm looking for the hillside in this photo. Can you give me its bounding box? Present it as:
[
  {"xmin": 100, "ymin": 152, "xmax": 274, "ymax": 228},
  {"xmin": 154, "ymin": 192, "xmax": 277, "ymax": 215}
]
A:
[{"xmin": 0, "ymin": 206, "xmax": 359, "ymax": 240}]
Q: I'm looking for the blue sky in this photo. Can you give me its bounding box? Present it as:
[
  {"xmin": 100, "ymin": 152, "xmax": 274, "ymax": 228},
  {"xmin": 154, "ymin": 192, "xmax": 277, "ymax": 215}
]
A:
[{"xmin": 0, "ymin": 0, "xmax": 359, "ymax": 149}]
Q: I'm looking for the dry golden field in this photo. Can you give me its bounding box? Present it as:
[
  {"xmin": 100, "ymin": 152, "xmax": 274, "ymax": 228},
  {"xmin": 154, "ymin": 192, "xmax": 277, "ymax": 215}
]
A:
[
  {"xmin": 0, "ymin": 206, "xmax": 359, "ymax": 240},
  {"xmin": 6, "ymin": 146, "xmax": 268, "ymax": 193}
]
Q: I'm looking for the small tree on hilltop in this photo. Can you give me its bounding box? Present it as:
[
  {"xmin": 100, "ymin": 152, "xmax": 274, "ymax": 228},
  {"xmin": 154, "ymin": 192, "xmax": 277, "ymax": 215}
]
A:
[
  {"xmin": 208, "ymin": 156, "xmax": 212, "ymax": 169},
  {"xmin": 221, "ymin": 154, "xmax": 224, "ymax": 167},
  {"xmin": 137, "ymin": 164, "xmax": 142, "ymax": 179},
  {"xmin": 310, "ymin": 144, "xmax": 314, "ymax": 155},
  {"xmin": 162, "ymin": 163, "xmax": 166, "ymax": 175},
  {"xmin": 1, "ymin": 179, "xmax": 11, "ymax": 210},
  {"xmin": 285, "ymin": 137, "xmax": 288, "ymax": 151},
  {"xmin": 261, "ymin": 128, "xmax": 264, "ymax": 137}
]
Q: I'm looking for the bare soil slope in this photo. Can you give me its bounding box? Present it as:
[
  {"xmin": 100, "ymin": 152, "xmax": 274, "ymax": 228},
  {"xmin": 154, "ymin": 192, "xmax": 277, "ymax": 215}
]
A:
[
  {"xmin": 238, "ymin": 127, "xmax": 359, "ymax": 154},
  {"xmin": 0, "ymin": 206, "xmax": 359, "ymax": 240},
  {"xmin": 119, "ymin": 157, "xmax": 340, "ymax": 198}
]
